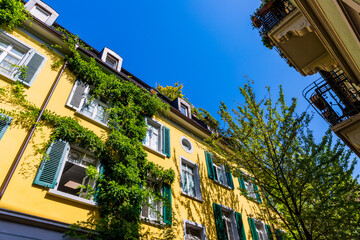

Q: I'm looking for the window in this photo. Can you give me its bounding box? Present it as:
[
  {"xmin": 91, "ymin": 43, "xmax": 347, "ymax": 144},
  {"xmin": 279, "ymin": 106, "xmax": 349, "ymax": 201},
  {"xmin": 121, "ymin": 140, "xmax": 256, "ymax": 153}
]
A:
[
  {"xmin": 181, "ymin": 103, "xmax": 189, "ymax": 116},
  {"xmin": 30, "ymin": 4, "xmax": 51, "ymax": 22},
  {"xmin": 0, "ymin": 114, "xmax": 12, "ymax": 140},
  {"xmin": 183, "ymin": 219, "xmax": 207, "ymax": 240},
  {"xmin": 180, "ymin": 136, "xmax": 193, "ymax": 153},
  {"xmin": 205, "ymin": 151, "xmax": 234, "ymax": 189},
  {"xmin": 180, "ymin": 157, "xmax": 202, "ymax": 201},
  {"xmin": 33, "ymin": 140, "xmax": 100, "ymax": 204},
  {"xmin": 213, "ymin": 203, "xmax": 246, "ymax": 240},
  {"xmin": 238, "ymin": 172, "xmax": 262, "ymax": 203},
  {"xmin": 0, "ymin": 32, "xmax": 46, "ymax": 86},
  {"xmin": 141, "ymin": 183, "xmax": 172, "ymax": 225},
  {"xmin": 105, "ymin": 54, "xmax": 118, "ymax": 69},
  {"xmin": 66, "ymin": 81, "xmax": 109, "ymax": 125},
  {"xmin": 99, "ymin": 47, "xmax": 123, "ymax": 72},
  {"xmin": 248, "ymin": 218, "xmax": 268, "ymax": 240},
  {"xmin": 142, "ymin": 118, "xmax": 171, "ymax": 157}
]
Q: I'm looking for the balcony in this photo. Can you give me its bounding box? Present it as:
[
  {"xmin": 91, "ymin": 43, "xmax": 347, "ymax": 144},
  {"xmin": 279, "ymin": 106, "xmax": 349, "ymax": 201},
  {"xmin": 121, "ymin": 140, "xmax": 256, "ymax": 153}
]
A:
[
  {"xmin": 252, "ymin": 0, "xmax": 295, "ymax": 34},
  {"xmin": 252, "ymin": 0, "xmax": 338, "ymax": 76},
  {"xmin": 304, "ymin": 69, "xmax": 360, "ymax": 156}
]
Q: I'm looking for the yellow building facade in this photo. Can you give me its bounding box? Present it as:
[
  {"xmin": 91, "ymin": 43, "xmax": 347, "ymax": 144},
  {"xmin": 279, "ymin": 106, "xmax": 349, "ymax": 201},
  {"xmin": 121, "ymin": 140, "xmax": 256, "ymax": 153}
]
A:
[{"xmin": 0, "ymin": 1, "xmax": 277, "ymax": 239}]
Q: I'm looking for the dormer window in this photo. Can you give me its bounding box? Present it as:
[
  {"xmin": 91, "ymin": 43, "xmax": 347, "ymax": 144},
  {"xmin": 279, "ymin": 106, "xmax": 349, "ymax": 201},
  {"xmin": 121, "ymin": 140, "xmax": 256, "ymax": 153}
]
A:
[
  {"xmin": 25, "ymin": 0, "xmax": 59, "ymax": 26},
  {"xmin": 30, "ymin": 5, "xmax": 51, "ymax": 22},
  {"xmin": 171, "ymin": 97, "xmax": 192, "ymax": 119},
  {"xmin": 180, "ymin": 104, "xmax": 189, "ymax": 117},
  {"xmin": 99, "ymin": 47, "xmax": 123, "ymax": 72}
]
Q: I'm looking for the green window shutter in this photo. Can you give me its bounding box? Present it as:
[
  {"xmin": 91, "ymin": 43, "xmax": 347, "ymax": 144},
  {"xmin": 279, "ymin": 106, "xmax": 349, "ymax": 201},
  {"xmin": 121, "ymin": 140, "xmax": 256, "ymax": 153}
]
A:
[
  {"xmin": 93, "ymin": 165, "xmax": 104, "ymax": 202},
  {"xmin": 163, "ymin": 184, "xmax": 172, "ymax": 225},
  {"xmin": 33, "ymin": 140, "xmax": 69, "ymax": 188},
  {"xmin": 253, "ymin": 184, "xmax": 262, "ymax": 203},
  {"xmin": 162, "ymin": 126, "xmax": 171, "ymax": 157},
  {"xmin": 69, "ymin": 80, "xmax": 87, "ymax": 110},
  {"xmin": 213, "ymin": 203, "xmax": 227, "ymax": 240},
  {"xmin": 205, "ymin": 151, "xmax": 215, "ymax": 180},
  {"xmin": 0, "ymin": 114, "xmax": 12, "ymax": 140},
  {"xmin": 275, "ymin": 229, "xmax": 284, "ymax": 240},
  {"xmin": 22, "ymin": 51, "xmax": 46, "ymax": 86},
  {"xmin": 235, "ymin": 212, "xmax": 247, "ymax": 240},
  {"xmin": 225, "ymin": 165, "xmax": 234, "ymax": 189},
  {"xmin": 238, "ymin": 171, "xmax": 247, "ymax": 195},
  {"xmin": 248, "ymin": 217, "xmax": 259, "ymax": 240},
  {"xmin": 265, "ymin": 224, "xmax": 273, "ymax": 240}
]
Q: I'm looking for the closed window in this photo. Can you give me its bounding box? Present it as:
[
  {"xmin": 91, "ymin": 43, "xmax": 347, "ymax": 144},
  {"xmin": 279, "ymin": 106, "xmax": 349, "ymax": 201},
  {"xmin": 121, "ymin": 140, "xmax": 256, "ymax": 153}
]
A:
[
  {"xmin": 213, "ymin": 203, "xmax": 246, "ymax": 240},
  {"xmin": 105, "ymin": 54, "xmax": 118, "ymax": 69},
  {"xmin": 0, "ymin": 114, "xmax": 12, "ymax": 140},
  {"xmin": 0, "ymin": 32, "xmax": 46, "ymax": 86},
  {"xmin": 66, "ymin": 81, "xmax": 109, "ymax": 125},
  {"xmin": 33, "ymin": 140, "xmax": 100, "ymax": 204},
  {"xmin": 238, "ymin": 172, "xmax": 262, "ymax": 203},
  {"xmin": 29, "ymin": 4, "xmax": 51, "ymax": 22},
  {"xmin": 180, "ymin": 157, "xmax": 202, "ymax": 201},
  {"xmin": 180, "ymin": 136, "xmax": 193, "ymax": 153},
  {"xmin": 142, "ymin": 118, "xmax": 171, "ymax": 157},
  {"xmin": 183, "ymin": 219, "xmax": 207, "ymax": 240},
  {"xmin": 205, "ymin": 151, "xmax": 234, "ymax": 189},
  {"xmin": 180, "ymin": 103, "xmax": 189, "ymax": 116}
]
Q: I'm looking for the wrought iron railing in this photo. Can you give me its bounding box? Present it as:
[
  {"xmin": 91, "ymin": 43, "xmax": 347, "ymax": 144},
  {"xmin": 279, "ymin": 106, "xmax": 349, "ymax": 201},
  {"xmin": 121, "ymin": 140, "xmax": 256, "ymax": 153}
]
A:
[
  {"xmin": 252, "ymin": 0, "xmax": 295, "ymax": 34},
  {"xmin": 303, "ymin": 69, "xmax": 360, "ymax": 126}
]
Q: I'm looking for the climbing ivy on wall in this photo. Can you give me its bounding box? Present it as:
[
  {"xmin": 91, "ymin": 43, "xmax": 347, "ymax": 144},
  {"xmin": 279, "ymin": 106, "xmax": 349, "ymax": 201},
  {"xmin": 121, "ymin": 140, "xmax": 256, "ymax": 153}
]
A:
[
  {"xmin": 0, "ymin": 0, "xmax": 30, "ymax": 31},
  {"xmin": 0, "ymin": 1, "xmax": 176, "ymax": 239}
]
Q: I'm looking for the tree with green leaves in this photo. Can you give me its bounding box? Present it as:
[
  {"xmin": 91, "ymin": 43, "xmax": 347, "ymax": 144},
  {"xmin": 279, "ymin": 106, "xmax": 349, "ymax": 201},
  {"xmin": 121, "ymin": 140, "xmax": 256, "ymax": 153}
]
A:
[
  {"xmin": 200, "ymin": 82, "xmax": 360, "ymax": 240},
  {"xmin": 156, "ymin": 82, "xmax": 186, "ymax": 101}
]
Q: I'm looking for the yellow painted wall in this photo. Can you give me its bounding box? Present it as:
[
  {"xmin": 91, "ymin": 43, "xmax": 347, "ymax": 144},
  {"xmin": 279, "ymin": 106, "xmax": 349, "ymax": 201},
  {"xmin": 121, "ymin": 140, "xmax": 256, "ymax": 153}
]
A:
[{"xmin": 0, "ymin": 28, "xmax": 266, "ymax": 239}]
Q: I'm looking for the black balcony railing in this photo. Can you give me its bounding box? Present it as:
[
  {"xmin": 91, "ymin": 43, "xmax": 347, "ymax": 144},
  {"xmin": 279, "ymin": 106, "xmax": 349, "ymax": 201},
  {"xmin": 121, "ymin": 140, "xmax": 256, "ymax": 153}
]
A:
[
  {"xmin": 303, "ymin": 69, "xmax": 360, "ymax": 126},
  {"xmin": 252, "ymin": 0, "xmax": 295, "ymax": 34}
]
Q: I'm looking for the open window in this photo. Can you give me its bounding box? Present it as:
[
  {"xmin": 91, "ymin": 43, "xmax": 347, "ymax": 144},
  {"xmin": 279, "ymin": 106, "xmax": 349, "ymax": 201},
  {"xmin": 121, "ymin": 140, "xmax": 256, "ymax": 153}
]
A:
[
  {"xmin": 33, "ymin": 140, "xmax": 100, "ymax": 205},
  {"xmin": 183, "ymin": 219, "xmax": 207, "ymax": 240},
  {"xmin": 66, "ymin": 80, "xmax": 109, "ymax": 125},
  {"xmin": 0, "ymin": 31, "xmax": 46, "ymax": 86},
  {"xmin": 143, "ymin": 118, "xmax": 171, "ymax": 157},
  {"xmin": 248, "ymin": 218, "xmax": 269, "ymax": 240},
  {"xmin": 238, "ymin": 171, "xmax": 262, "ymax": 203},
  {"xmin": 205, "ymin": 151, "xmax": 234, "ymax": 189}
]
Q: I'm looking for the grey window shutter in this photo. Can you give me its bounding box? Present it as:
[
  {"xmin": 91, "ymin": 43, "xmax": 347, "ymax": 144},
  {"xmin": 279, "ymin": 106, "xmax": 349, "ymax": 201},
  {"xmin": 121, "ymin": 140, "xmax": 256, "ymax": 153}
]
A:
[
  {"xmin": 205, "ymin": 151, "xmax": 215, "ymax": 180},
  {"xmin": 0, "ymin": 114, "xmax": 12, "ymax": 140},
  {"xmin": 213, "ymin": 203, "xmax": 227, "ymax": 240},
  {"xmin": 69, "ymin": 81, "xmax": 87, "ymax": 110},
  {"xmin": 235, "ymin": 212, "xmax": 247, "ymax": 240},
  {"xmin": 162, "ymin": 126, "xmax": 171, "ymax": 157},
  {"xmin": 194, "ymin": 165, "xmax": 202, "ymax": 200},
  {"xmin": 22, "ymin": 52, "xmax": 46, "ymax": 86},
  {"xmin": 141, "ymin": 201, "xmax": 149, "ymax": 218},
  {"xmin": 33, "ymin": 140, "xmax": 69, "ymax": 188}
]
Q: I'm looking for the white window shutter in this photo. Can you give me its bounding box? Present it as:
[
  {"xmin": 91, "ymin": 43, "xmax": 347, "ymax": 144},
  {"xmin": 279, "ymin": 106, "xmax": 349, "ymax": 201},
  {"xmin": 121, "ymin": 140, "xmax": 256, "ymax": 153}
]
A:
[
  {"xmin": 21, "ymin": 50, "xmax": 46, "ymax": 86},
  {"xmin": 66, "ymin": 80, "xmax": 87, "ymax": 110}
]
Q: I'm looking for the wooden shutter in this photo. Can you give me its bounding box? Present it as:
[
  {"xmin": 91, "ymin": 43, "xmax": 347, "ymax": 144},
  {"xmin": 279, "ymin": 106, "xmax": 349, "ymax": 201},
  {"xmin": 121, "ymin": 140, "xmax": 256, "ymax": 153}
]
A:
[
  {"xmin": 162, "ymin": 126, "xmax": 171, "ymax": 157},
  {"xmin": 265, "ymin": 224, "xmax": 273, "ymax": 240},
  {"xmin": 93, "ymin": 165, "xmax": 104, "ymax": 202},
  {"xmin": 33, "ymin": 140, "xmax": 69, "ymax": 188},
  {"xmin": 0, "ymin": 114, "xmax": 12, "ymax": 140},
  {"xmin": 253, "ymin": 184, "xmax": 262, "ymax": 203},
  {"xmin": 23, "ymin": 51, "xmax": 46, "ymax": 86},
  {"xmin": 238, "ymin": 171, "xmax": 247, "ymax": 195},
  {"xmin": 235, "ymin": 212, "xmax": 247, "ymax": 240},
  {"xmin": 275, "ymin": 229, "xmax": 284, "ymax": 240},
  {"xmin": 68, "ymin": 80, "xmax": 87, "ymax": 110},
  {"xmin": 225, "ymin": 165, "xmax": 234, "ymax": 189},
  {"xmin": 205, "ymin": 151, "xmax": 215, "ymax": 180},
  {"xmin": 213, "ymin": 203, "xmax": 227, "ymax": 240},
  {"xmin": 248, "ymin": 218, "xmax": 259, "ymax": 240},
  {"xmin": 163, "ymin": 184, "xmax": 172, "ymax": 225}
]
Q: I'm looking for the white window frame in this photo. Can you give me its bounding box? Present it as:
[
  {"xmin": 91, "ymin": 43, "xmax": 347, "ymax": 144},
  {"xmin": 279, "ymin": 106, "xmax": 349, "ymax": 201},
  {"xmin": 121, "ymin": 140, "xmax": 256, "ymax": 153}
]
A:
[
  {"xmin": 141, "ymin": 181, "xmax": 163, "ymax": 223},
  {"xmin": 0, "ymin": 30, "xmax": 46, "ymax": 86},
  {"xmin": 218, "ymin": 205, "xmax": 240, "ymax": 240},
  {"xmin": 242, "ymin": 172, "xmax": 258, "ymax": 200},
  {"xmin": 49, "ymin": 145, "xmax": 100, "ymax": 206},
  {"xmin": 143, "ymin": 118, "xmax": 163, "ymax": 154},
  {"xmin": 25, "ymin": 0, "xmax": 59, "ymax": 26},
  {"xmin": 100, "ymin": 47, "xmax": 123, "ymax": 72},
  {"xmin": 183, "ymin": 219, "xmax": 207, "ymax": 240},
  {"xmin": 213, "ymin": 163, "xmax": 229, "ymax": 187},
  {"xmin": 254, "ymin": 219, "xmax": 269, "ymax": 240},
  {"xmin": 180, "ymin": 156, "xmax": 203, "ymax": 201},
  {"xmin": 180, "ymin": 136, "xmax": 193, "ymax": 154},
  {"xmin": 66, "ymin": 82, "xmax": 109, "ymax": 125}
]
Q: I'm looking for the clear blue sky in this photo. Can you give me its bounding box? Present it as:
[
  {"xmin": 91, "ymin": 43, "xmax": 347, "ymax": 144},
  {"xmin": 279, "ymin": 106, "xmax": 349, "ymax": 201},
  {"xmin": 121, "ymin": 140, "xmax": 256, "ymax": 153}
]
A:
[{"xmin": 46, "ymin": 0, "xmax": 359, "ymax": 178}]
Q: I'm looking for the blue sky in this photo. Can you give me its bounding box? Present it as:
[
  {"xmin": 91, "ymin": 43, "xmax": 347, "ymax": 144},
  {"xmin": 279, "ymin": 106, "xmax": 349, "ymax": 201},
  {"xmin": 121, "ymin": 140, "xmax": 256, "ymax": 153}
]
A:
[{"xmin": 46, "ymin": 0, "xmax": 359, "ymax": 177}]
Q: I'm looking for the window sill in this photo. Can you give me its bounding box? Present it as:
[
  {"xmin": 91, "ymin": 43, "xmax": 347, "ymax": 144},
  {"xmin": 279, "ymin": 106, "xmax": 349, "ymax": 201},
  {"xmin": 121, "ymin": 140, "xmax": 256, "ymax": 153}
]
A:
[
  {"xmin": 0, "ymin": 74, "xmax": 31, "ymax": 87},
  {"xmin": 212, "ymin": 179, "xmax": 233, "ymax": 190},
  {"xmin": 74, "ymin": 111, "xmax": 110, "ymax": 130},
  {"xmin": 142, "ymin": 144, "xmax": 166, "ymax": 158},
  {"xmin": 141, "ymin": 217, "xmax": 166, "ymax": 227},
  {"xmin": 181, "ymin": 192, "xmax": 204, "ymax": 203},
  {"xmin": 47, "ymin": 189, "xmax": 97, "ymax": 207}
]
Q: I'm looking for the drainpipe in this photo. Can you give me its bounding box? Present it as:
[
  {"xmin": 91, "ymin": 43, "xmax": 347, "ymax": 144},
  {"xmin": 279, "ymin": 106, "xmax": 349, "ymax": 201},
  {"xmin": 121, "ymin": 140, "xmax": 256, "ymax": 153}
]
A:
[{"xmin": 0, "ymin": 60, "xmax": 68, "ymax": 199}]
